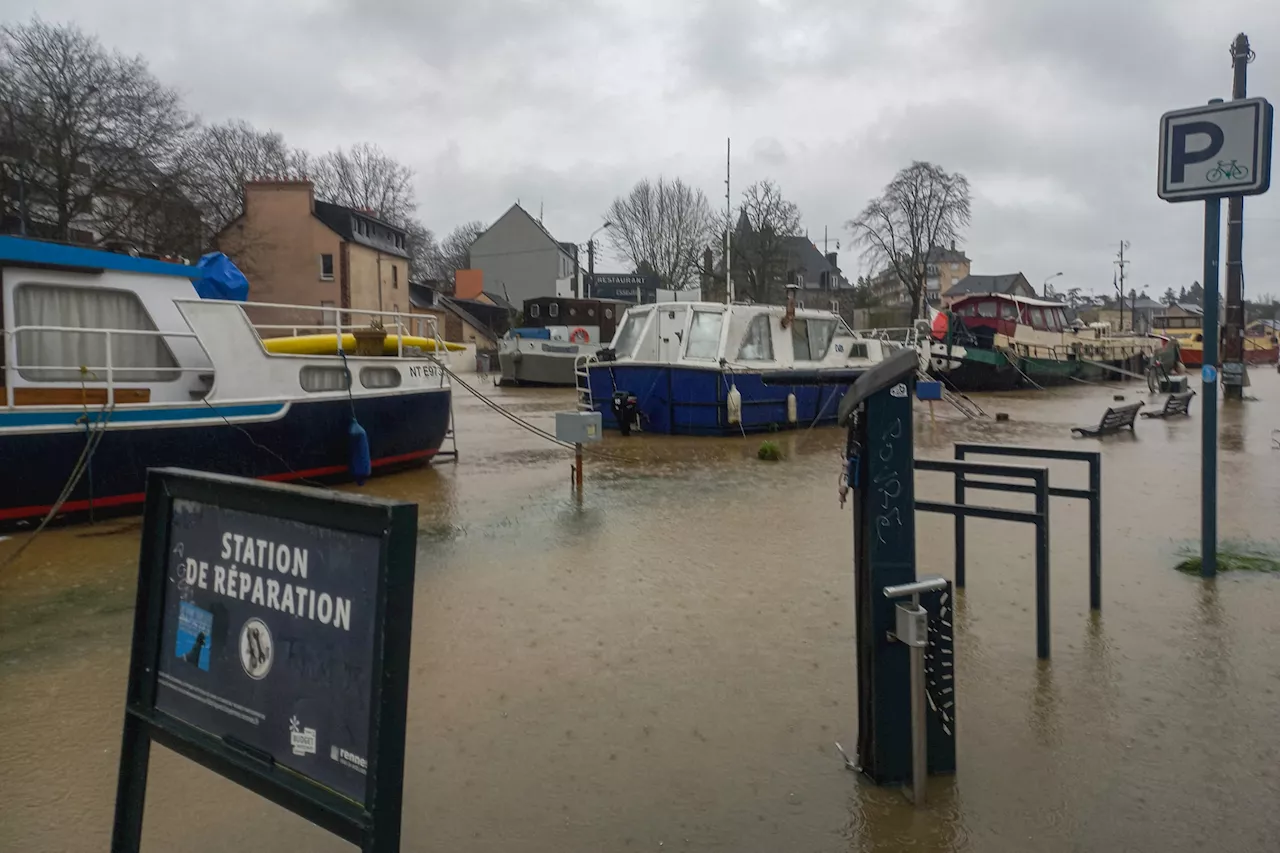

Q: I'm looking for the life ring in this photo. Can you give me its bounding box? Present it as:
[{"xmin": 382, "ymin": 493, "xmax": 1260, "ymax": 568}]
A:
[{"xmin": 569, "ymin": 327, "xmax": 590, "ymax": 343}]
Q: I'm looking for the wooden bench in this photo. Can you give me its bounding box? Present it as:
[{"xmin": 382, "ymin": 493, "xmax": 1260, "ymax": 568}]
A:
[
  {"xmin": 1140, "ymin": 391, "xmax": 1195, "ymax": 419},
  {"xmin": 1071, "ymin": 401, "xmax": 1143, "ymax": 437}
]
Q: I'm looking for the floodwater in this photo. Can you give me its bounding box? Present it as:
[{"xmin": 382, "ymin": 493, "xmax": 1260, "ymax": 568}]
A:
[{"xmin": 4, "ymin": 368, "xmax": 1280, "ymax": 852}]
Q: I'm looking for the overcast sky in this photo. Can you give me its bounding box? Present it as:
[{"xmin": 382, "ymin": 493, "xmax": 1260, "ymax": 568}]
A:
[{"xmin": 5, "ymin": 0, "xmax": 1280, "ymax": 297}]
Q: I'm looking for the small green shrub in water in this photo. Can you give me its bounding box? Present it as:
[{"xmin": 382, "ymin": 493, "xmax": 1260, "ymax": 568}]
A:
[
  {"xmin": 758, "ymin": 440, "xmax": 783, "ymax": 461},
  {"xmin": 1174, "ymin": 540, "xmax": 1280, "ymax": 574}
]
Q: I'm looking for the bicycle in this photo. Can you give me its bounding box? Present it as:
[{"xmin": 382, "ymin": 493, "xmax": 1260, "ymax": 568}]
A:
[{"xmin": 1206, "ymin": 159, "xmax": 1249, "ymax": 183}]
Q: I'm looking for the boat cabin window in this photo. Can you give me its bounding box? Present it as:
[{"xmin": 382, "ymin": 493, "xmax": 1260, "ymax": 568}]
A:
[
  {"xmin": 549, "ymin": 303, "xmax": 559, "ymax": 318},
  {"xmin": 359, "ymin": 366, "xmax": 401, "ymax": 389},
  {"xmin": 300, "ymin": 365, "xmax": 351, "ymax": 393},
  {"xmin": 847, "ymin": 342, "xmax": 869, "ymax": 360},
  {"xmin": 737, "ymin": 314, "xmax": 774, "ymax": 361},
  {"xmin": 611, "ymin": 310, "xmax": 648, "ymax": 357},
  {"xmin": 977, "ymin": 301, "xmax": 998, "ymax": 318},
  {"xmin": 1028, "ymin": 308, "xmax": 1044, "ymax": 327},
  {"xmin": 1000, "ymin": 303, "xmax": 1018, "ymax": 320},
  {"xmin": 686, "ymin": 311, "xmax": 723, "ymax": 359},
  {"xmin": 1043, "ymin": 309, "xmax": 1060, "ymax": 331},
  {"xmin": 13, "ymin": 283, "xmax": 179, "ymax": 382},
  {"xmin": 792, "ymin": 318, "xmax": 836, "ymax": 361},
  {"xmin": 956, "ymin": 303, "xmax": 976, "ymax": 317},
  {"xmin": 529, "ymin": 304, "xmax": 540, "ymax": 319}
]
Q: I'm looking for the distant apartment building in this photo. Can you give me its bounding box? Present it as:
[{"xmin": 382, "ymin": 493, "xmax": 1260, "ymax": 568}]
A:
[
  {"xmin": 868, "ymin": 243, "xmax": 972, "ymax": 306},
  {"xmin": 216, "ymin": 179, "xmax": 409, "ymax": 326},
  {"xmin": 466, "ymin": 203, "xmax": 580, "ymax": 306}
]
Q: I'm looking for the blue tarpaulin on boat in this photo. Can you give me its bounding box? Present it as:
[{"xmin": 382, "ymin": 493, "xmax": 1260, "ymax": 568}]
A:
[
  {"xmin": 192, "ymin": 252, "xmax": 249, "ymax": 301},
  {"xmin": 511, "ymin": 327, "xmax": 551, "ymax": 339}
]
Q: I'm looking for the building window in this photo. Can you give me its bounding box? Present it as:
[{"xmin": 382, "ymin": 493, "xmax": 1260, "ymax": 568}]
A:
[
  {"xmin": 392, "ymin": 265, "xmax": 399, "ymax": 289},
  {"xmin": 737, "ymin": 314, "xmax": 774, "ymax": 361},
  {"xmin": 68, "ymin": 228, "xmax": 95, "ymax": 244},
  {"xmin": 320, "ymin": 300, "xmax": 336, "ymax": 327},
  {"xmin": 360, "ymin": 366, "xmax": 401, "ymax": 389},
  {"xmin": 14, "ymin": 283, "xmax": 179, "ymax": 382},
  {"xmin": 300, "ymin": 365, "xmax": 350, "ymax": 393},
  {"xmin": 320, "ymin": 254, "xmax": 334, "ymax": 280},
  {"xmin": 549, "ymin": 303, "xmax": 560, "ymax": 318}
]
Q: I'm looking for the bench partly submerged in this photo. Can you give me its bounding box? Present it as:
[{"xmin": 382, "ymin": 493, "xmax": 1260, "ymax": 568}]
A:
[
  {"xmin": 1071, "ymin": 401, "xmax": 1143, "ymax": 437},
  {"xmin": 1140, "ymin": 391, "xmax": 1195, "ymax": 419}
]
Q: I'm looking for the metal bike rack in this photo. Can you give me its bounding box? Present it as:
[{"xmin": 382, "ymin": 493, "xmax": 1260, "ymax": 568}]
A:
[
  {"xmin": 914, "ymin": 458, "xmax": 1053, "ymax": 660},
  {"xmin": 954, "ymin": 444, "xmax": 1102, "ymax": 611}
]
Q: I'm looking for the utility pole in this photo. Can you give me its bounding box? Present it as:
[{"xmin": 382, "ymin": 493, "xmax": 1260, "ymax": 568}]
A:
[
  {"xmin": 587, "ymin": 239, "xmax": 595, "ymax": 299},
  {"xmin": 1223, "ymin": 33, "xmax": 1253, "ymax": 399},
  {"xmin": 725, "ymin": 138, "xmax": 733, "ymax": 305},
  {"xmin": 1114, "ymin": 241, "xmax": 1129, "ymax": 331}
]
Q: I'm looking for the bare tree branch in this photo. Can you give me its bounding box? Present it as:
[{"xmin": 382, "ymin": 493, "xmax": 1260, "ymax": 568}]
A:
[
  {"xmin": 605, "ymin": 176, "xmax": 715, "ymax": 290},
  {"xmin": 729, "ymin": 179, "xmax": 803, "ymax": 303},
  {"xmin": 0, "ymin": 17, "xmax": 195, "ymax": 253},
  {"xmin": 847, "ymin": 161, "xmax": 971, "ymax": 319}
]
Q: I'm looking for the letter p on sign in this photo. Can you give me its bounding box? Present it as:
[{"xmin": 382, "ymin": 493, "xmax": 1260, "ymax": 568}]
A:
[{"xmin": 1159, "ymin": 98, "xmax": 1274, "ymax": 202}]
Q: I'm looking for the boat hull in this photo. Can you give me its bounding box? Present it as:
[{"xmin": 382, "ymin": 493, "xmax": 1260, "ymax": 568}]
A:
[
  {"xmin": 586, "ymin": 364, "xmax": 847, "ymax": 436},
  {"xmin": 498, "ymin": 349, "xmax": 582, "ymax": 386},
  {"xmin": 0, "ymin": 389, "xmax": 451, "ymax": 531}
]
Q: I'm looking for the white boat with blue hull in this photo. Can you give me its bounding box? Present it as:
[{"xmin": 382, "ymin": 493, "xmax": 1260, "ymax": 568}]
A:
[
  {"xmin": 0, "ymin": 236, "xmax": 454, "ymax": 531},
  {"xmin": 578, "ymin": 296, "xmax": 890, "ymax": 436}
]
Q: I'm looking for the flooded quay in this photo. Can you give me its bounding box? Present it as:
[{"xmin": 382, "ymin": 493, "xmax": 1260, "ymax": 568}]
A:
[{"xmin": 4, "ymin": 370, "xmax": 1280, "ymax": 852}]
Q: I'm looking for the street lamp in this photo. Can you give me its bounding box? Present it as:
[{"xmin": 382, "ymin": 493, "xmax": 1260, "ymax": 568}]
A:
[
  {"xmin": 585, "ymin": 221, "xmax": 613, "ymax": 298},
  {"xmin": 1042, "ymin": 271, "xmax": 1063, "ymax": 298}
]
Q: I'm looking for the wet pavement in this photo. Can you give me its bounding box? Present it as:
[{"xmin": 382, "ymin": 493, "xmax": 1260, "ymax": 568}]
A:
[{"xmin": 4, "ymin": 369, "xmax": 1280, "ymax": 851}]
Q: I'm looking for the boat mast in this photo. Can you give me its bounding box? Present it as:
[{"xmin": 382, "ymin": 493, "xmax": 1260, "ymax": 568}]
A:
[{"xmin": 725, "ymin": 137, "xmax": 733, "ymax": 305}]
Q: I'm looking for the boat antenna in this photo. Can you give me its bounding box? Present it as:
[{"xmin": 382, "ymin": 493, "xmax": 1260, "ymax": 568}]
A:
[{"xmin": 725, "ymin": 137, "xmax": 733, "ymax": 305}]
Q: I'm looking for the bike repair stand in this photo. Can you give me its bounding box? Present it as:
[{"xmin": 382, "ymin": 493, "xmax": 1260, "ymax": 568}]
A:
[{"xmin": 838, "ymin": 348, "xmax": 956, "ymax": 805}]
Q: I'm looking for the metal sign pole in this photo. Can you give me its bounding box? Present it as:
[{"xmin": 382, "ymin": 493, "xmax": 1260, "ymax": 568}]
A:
[
  {"xmin": 1201, "ymin": 195, "xmax": 1222, "ymax": 578},
  {"xmin": 1159, "ymin": 91, "xmax": 1273, "ymax": 578}
]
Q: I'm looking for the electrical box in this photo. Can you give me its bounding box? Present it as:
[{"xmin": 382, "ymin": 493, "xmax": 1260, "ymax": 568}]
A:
[
  {"xmin": 894, "ymin": 602, "xmax": 929, "ymax": 648},
  {"xmin": 555, "ymin": 411, "xmax": 602, "ymax": 444}
]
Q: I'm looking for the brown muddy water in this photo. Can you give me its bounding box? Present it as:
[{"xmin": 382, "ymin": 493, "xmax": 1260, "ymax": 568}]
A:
[{"xmin": 4, "ymin": 370, "xmax": 1280, "ymax": 852}]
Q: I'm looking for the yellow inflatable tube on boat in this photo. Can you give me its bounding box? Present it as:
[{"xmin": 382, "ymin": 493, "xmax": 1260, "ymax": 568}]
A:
[{"xmin": 263, "ymin": 334, "xmax": 466, "ymax": 355}]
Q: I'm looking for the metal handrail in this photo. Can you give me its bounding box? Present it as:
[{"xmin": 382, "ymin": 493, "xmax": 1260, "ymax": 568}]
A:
[
  {"xmin": 3, "ymin": 325, "xmax": 213, "ymax": 409},
  {"xmin": 176, "ymin": 298, "xmax": 445, "ymax": 362}
]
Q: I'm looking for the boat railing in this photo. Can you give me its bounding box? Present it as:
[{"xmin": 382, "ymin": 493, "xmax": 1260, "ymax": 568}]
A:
[
  {"xmin": 1, "ymin": 324, "xmax": 216, "ymax": 409},
  {"xmin": 173, "ymin": 298, "xmax": 447, "ymax": 362}
]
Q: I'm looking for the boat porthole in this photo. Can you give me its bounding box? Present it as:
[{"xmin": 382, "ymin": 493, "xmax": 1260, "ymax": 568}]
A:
[{"xmin": 605, "ymin": 309, "xmax": 613, "ymax": 319}]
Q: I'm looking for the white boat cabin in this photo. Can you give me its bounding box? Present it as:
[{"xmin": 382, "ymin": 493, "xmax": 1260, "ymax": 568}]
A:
[{"xmin": 607, "ymin": 301, "xmax": 889, "ymax": 370}]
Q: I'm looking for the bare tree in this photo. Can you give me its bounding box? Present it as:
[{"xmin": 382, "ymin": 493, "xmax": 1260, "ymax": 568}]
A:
[
  {"xmin": 435, "ymin": 220, "xmax": 486, "ymax": 288},
  {"xmin": 312, "ymin": 142, "xmax": 416, "ymax": 225},
  {"xmin": 186, "ymin": 119, "xmax": 295, "ymax": 234},
  {"xmin": 848, "ymin": 161, "xmax": 971, "ymax": 319},
  {"xmin": 403, "ymin": 219, "xmax": 441, "ymax": 282},
  {"xmin": 605, "ymin": 177, "xmax": 715, "ymax": 290},
  {"xmin": 729, "ymin": 180, "xmax": 803, "ymax": 303},
  {"xmin": 0, "ymin": 18, "xmax": 194, "ymax": 248}
]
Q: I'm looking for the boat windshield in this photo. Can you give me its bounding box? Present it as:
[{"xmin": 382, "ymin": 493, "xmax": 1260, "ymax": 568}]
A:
[
  {"xmin": 611, "ymin": 310, "xmax": 648, "ymax": 357},
  {"xmin": 686, "ymin": 311, "xmax": 723, "ymax": 359}
]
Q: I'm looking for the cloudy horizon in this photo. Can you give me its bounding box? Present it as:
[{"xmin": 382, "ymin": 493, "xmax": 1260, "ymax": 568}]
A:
[{"xmin": 3, "ymin": 0, "xmax": 1279, "ymax": 298}]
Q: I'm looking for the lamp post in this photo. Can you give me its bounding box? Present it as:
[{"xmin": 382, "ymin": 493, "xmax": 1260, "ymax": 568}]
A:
[
  {"xmin": 1042, "ymin": 271, "xmax": 1063, "ymax": 298},
  {"xmin": 586, "ymin": 221, "xmax": 613, "ymax": 298}
]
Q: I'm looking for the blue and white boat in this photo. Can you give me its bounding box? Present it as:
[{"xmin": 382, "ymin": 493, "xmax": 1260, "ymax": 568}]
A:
[
  {"xmin": 0, "ymin": 236, "xmax": 454, "ymax": 531},
  {"xmin": 578, "ymin": 296, "xmax": 891, "ymax": 436}
]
